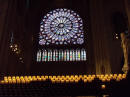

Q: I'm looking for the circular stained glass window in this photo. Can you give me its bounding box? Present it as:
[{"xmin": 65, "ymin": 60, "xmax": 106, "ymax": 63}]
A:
[{"xmin": 39, "ymin": 8, "xmax": 84, "ymax": 45}]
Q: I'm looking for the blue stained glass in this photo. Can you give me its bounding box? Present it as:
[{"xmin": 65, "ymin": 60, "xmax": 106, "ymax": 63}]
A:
[
  {"xmin": 64, "ymin": 12, "xmax": 67, "ymax": 16},
  {"xmin": 39, "ymin": 8, "xmax": 84, "ymax": 45},
  {"xmin": 62, "ymin": 12, "xmax": 65, "ymax": 16},
  {"xmin": 53, "ymin": 13, "xmax": 56, "ymax": 18},
  {"xmin": 40, "ymin": 22, "xmax": 43, "ymax": 24},
  {"xmin": 59, "ymin": 11, "xmax": 62, "ymax": 17},
  {"xmin": 77, "ymin": 38, "xmax": 84, "ymax": 44},
  {"xmin": 66, "ymin": 12, "xmax": 70, "ymax": 18}
]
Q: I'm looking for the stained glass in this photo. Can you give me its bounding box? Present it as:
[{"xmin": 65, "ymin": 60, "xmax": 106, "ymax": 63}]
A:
[
  {"xmin": 81, "ymin": 49, "xmax": 84, "ymax": 61},
  {"xmin": 37, "ymin": 50, "xmax": 41, "ymax": 62},
  {"xmin": 72, "ymin": 50, "xmax": 75, "ymax": 61},
  {"xmin": 37, "ymin": 49, "xmax": 86, "ymax": 62},
  {"xmin": 64, "ymin": 50, "xmax": 67, "ymax": 61},
  {"xmin": 61, "ymin": 50, "xmax": 64, "ymax": 61},
  {"xmin": 70, "ymin": 50, "xmax": 72, "ymax": 61},
  {"xmin": 78, "ymin": 50, "xmax": 81, "ymax": 61},
  {"xmin": 42, "ymin": 50, "xmax": 47, "ymax": 61},
  {"xmin": 53, "ymin": 50, "xmax": 56, "ymax": 61},
  {"xmin": 39, "ymin": 8, "xmax": 84, "ymax": 45},
  {"xmin": 75, "ymin": 50, "xmax": 78, "ymax": 61},
  {"xmin": 55, "ymin": 50, "xmax": 58, "ymax": 61},
  {"xmin": 59, "ymin": 50, "xmax": 62, "ymax": 61},
  {"xmin": 48, "ymin": 50, "xmax": 52, "ymax": 61},
  {"xmin": 66, "ymin": 50, "xmax": 70, "ymax": 61},
  {"xmin": 83, "ymin": 49, "xmax": 87, "ymax": 60},
  {"xmin": 42, "ymin": 50, "xmax": 45, "ymax": 61}
]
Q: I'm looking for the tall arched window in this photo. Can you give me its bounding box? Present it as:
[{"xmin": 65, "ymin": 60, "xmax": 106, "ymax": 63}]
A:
[{"xmin": 37, "ymin": 8, "xmax": 87, "ymax": 62}]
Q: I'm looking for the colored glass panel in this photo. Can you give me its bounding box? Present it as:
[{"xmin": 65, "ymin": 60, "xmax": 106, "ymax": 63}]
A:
[
  {"xmin": 37, "ymin": 50, "xmax": 41, "ymax": 62},
  {"xmin": 66, "ymin": 50, "xmax": 70, "ymax": 61},
  {"xmin": 64, "ymin": 50, "xmax": 67, "ymax": 61},
  {"xmin": 38, "ymin": 49, "xmax": 86, "ymax": 62},
  {"xmin": 39, "ymin": 8, "xmax": 84, "ymax": 45},
  {"xmin": 70, "ymin": 50, "xmax": 72, "ymax": 61},
  {"xmin": 72, "ymin": 50, "xmax": 75, "ymax": 61},
  {"xmin": 53, "ymin": 50, "xmax": 56, "ymax": 61},
  {"xmin": 83, "ymin": 49, "xmax": 86, "ymax": 60},
  {"xmin": 55, "ymin": 50, "xmax": 58, "ymax": 61}
]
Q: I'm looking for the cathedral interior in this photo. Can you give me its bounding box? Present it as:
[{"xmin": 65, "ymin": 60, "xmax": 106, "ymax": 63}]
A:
[{"xmin": 0, "ymin": 0, "xmax": 130, "ymax": 97}]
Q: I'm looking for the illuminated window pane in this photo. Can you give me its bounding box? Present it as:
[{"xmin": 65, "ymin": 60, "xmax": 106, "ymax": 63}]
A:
[
  {"xmin": 72, "ymin": 50, "xmax": 75, "ymax": 61},
  {"xmin": 75, "ymin": 49, "xmax": 81, "ymax": 61},
  {"xmin": 81, "ymin": 49, "xmax": 87, "ymax": 61},
  {"xmin": 78, "ymin": 50, "xmax": 81, "ymax": 61},
  {"xmin": 64, "ymin": 50, "xmax": 67, "ymax": 61},
  {"xmin": 48, "ymin": 50, "xmax": 52, "ymax": 61},
  {"xmin": 37, "ymin": 50, "xmax": 41, "ymax": 62},
  {"xmin": 76, "ymin": 50, "xmax": 78, "ymax": 61},
  {"xmin": 44, "ymin": 50, "xmax": 47, "ymax": 61},
  {"xmin": 48, "ymin": 51, "xmax": 50, "ymax": 61},
  {"xmin": 51, "ymin": 50, "xmax": 53, "ymax": 61},
  {"xmin": 81, "ymin": 49, "xmax": 84, "ymax": 61},
  {"xmin": 37, "ymin": 8, "xmax": 87, "ymax": 62},
  {"xmin": 55, "ymin": 50, "xmax": 58, "ymax": 61},
  {"xmin": 42, "ymin": 50, "xmax": 45, "ymax": 61},
  {"xmin": 43, "ymin": 50, "xmax": 47, "ymax": 61},
  {"xmin": 61, "ymin": 50, "xmax": 64, "ymax": 61},
  {"xmin": 83, "ymin": 49, "xmax": 87, "ymax": 60},
  {"xmin": 38, "ymin": 49, "xmax": 86, "ymax": 62},
  {"xmin": 70, "ymin": 50, "xmax": 72, "ymax": 61},
  {"xmin": 59, "ymin": 50, "xmax": 61, "ymax": 61},
  {"xmin": 53, "ymin": 50, "xmax": 56, "ymax": 61},
  {"xmin": 66, "ymin": 50, "xmax": 70, "ymax": 61},
  {"xmin": 39, "ymin": 8, "xmax": 84, "ymax": 45}
]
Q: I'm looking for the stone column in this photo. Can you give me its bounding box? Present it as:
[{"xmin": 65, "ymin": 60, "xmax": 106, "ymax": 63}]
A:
[
  {"xmin": 89, "ymin": 0, "xmax": 111, "ymax": 74},
  {"xmin": 120, "ymin": 33, "xmax": 129, "ymax": 73},
  {"xmin": 125, "ymin": 0, "xmax": 130, "ymax": 33}
]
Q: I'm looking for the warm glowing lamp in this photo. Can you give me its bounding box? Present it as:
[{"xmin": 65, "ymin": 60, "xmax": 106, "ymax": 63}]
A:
[{"xmin": 101, "ymin": 84, "xmax": 106, "ymax": 89}]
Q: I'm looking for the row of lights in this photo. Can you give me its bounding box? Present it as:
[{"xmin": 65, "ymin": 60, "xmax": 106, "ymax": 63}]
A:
[
  {"xmin": 0, "ymin": 74, "xmax": 127, "ymax": 84},
  {"xmin": 10, "ymin": 44, "xmax": 24, "ymax": 63},
  {"xmin": 96, "ymin": 74, "xmax": 126, "ymax": 82}
]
